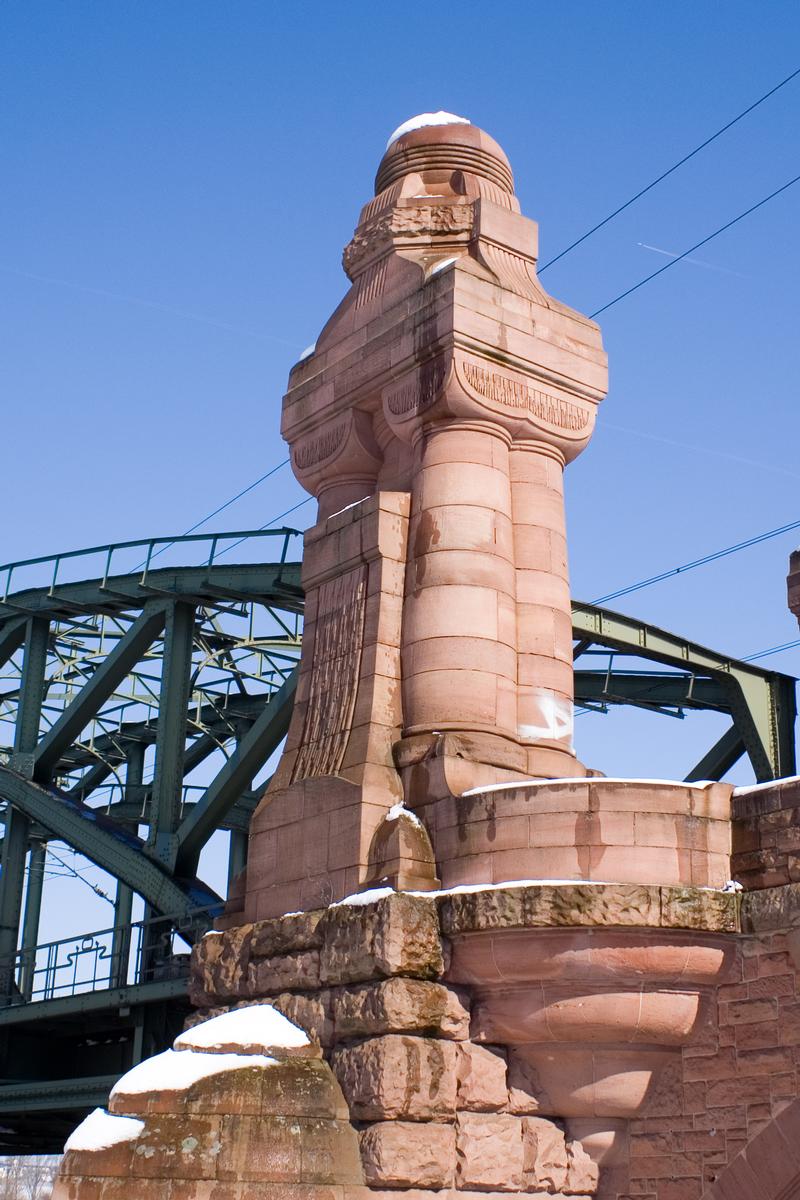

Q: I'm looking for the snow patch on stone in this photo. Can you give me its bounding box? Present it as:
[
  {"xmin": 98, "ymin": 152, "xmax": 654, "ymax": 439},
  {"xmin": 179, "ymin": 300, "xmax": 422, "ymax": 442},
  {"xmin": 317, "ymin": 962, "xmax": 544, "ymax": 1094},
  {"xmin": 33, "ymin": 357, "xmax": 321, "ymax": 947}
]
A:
[
  {"xmin": 461, "ymin": 776, "xmax": 720, "ymax": 797},
  {"xmin": 65, "ymin": 1108, "xmax": 144, "ymax": 1153},
  {"xmin": 298, "ymin": 341, "xmax": 316, "ymax": 362},
  {"xmin": 333, "ymin": 886, "xmax": 396, "ymax": 907},
  {"xmin": 110, "ymin": 1048, "xmax": 274, "ymax": 1097},
  {"xmin": 428, "ymin": 256, "xmax": 458, "ymax": 276},
  {"xmin": 174, "ymin": 1004, "xmax": 309, "ymax": 1054},
  {"xmin": 386, "ymin": 111, "xmax": 470, "ymax": 149},
  {"xmin": 734, "ymin": 775, "xmax": 800, "ymax": 795},
  {"xmin": 384, "ymin": 802, "xmax": 425, "ymax": 829}
]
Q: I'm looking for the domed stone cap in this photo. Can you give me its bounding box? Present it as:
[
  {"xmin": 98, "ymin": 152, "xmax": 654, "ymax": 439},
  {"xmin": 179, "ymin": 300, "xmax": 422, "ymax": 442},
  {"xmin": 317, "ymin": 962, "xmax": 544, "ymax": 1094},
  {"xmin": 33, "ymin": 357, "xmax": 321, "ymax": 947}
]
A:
[{"xmin": 375, "ymin": 111, "xmax": 515, "ymax": 197}]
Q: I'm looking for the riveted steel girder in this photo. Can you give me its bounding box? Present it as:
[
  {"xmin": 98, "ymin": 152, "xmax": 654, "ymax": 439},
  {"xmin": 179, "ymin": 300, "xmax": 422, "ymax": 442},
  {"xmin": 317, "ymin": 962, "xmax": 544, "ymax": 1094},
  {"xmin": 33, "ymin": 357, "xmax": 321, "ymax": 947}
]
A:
[
  {"xmin": 571, "ymin": 601, "xmax": 796, "ymax": 781},
  {"xmin": 0, "ymin": 766, "xmax": 219, "ymax": 925}
]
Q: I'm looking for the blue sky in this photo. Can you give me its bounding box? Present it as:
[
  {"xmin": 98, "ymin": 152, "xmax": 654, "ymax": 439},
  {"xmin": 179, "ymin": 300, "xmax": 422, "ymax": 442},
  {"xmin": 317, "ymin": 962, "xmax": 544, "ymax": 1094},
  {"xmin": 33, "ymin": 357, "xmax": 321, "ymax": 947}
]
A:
[{"xmin": 2, "ymin": 2, "xmax": 800, "ymax": 932}]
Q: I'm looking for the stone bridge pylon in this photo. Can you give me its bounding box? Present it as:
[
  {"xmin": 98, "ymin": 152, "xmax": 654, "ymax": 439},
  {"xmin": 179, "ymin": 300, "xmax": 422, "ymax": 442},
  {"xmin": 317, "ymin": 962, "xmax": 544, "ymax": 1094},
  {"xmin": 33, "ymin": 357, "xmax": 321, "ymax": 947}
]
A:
[
  {"xmin": 245, "ymin": 109, "xmax": 608, "ymax": 920},
  {"xmin": 53, "ymin": 113, "xmax": 799, "ymax": 1200}
]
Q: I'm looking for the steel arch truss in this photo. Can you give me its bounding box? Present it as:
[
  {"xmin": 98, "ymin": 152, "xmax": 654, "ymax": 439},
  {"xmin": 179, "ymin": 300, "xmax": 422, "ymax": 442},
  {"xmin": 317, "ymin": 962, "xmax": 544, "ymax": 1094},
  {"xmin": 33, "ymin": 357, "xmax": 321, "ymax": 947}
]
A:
[
  {"xmin": 572, "ymin": 601, "xmax": 796, "ymax": 783},
  {"xmin": 0, "ymin": 533, "xmax": 303, "ymax": 976}
]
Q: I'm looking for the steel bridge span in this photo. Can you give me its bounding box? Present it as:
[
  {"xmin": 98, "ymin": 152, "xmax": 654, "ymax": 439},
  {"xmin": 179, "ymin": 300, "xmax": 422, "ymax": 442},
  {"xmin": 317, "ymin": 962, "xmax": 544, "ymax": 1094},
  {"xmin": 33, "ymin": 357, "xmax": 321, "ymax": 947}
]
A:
[{"xmin": 0, "ymin": 530, "xmax": 794, "ymax": 1151}]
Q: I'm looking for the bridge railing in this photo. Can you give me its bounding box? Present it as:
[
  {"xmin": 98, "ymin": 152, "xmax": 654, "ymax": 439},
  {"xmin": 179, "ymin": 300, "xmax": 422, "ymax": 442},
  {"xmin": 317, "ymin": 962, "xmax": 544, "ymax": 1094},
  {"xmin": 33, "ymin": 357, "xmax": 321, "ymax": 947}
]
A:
[
  {"xmin": 0, "ymin": 528, "xmax": 302, "ymax": 599},
  {"xmin": 0, "ymin": 907, "xmax": 217, "ymax": 1006}
]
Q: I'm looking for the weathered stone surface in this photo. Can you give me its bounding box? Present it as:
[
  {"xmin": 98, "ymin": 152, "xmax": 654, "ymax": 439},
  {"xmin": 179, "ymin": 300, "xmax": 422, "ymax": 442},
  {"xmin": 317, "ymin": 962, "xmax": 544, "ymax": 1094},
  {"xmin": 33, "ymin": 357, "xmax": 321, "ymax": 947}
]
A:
[
  {"xmin": 659, "ymin": 886, "xmax": 738, "ymax": 933},
  {"xmin": 360, "ymin": 1120, "xmax": 456, "ymax": 1187},
  {"xmin": 248, "ymin": 950, "xmax": 320, "ymax": 994},
  {"xmin": 522, "ymin": 1116, "xmax": 568, "ymax": 1191},
  {"xmin": 456, "ymin": 1043, "xmax": 508, "ymax": 1111},
  {"xmin": 332, "ymin": 977, "xmax": 469, "ymax": 1041},
  {"xmin": 189, "ymin": 924, "xmax": 253, "ymax": 1005},
  {"xmin": 250, "ymin": 910, "xmax": 325, "ymax": 958},
  {"xmin": 331, "ymin": 1035, "xmax": 457, "ymax": 1119},
  {"xmin": 319, "ymin": 894, "xmax": 443, "ymax": 984},
  {"xmin": 566, "ymin": 1138, "xmax": 599, "ymax": 1195},
  {"xmin": 217, "ymin": 1113, "xmax": 363, "ymax": 1183},
  {"xmin": 742, "ymin": 881, "xmax": 800, "ymax": 933},
  {"xmin": 439, "ymin": 882, "xmax": 740, "ymax": 938},
  {"xmin": 264, "ymin": 990, "xmax": 334, "ymax": 1047},
  {"xmin": 455, "ymin": 1112, "xmax": 524, "ymax": 1190},
  {"xmin": 506, "ymin": 1052, "xmax": 547, "ymax": 1115}
]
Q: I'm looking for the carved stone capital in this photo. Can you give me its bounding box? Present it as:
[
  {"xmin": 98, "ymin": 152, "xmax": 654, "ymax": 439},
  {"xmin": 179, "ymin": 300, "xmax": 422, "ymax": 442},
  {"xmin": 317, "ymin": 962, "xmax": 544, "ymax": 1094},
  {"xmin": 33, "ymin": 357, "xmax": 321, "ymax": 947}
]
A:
[
  {"xmin": 289, "ymin": 409, "xmax": 382, "ymax": 497},
  {"xmin": 381, "ymin": 350, "xmax": 598, "ymax": 460}
]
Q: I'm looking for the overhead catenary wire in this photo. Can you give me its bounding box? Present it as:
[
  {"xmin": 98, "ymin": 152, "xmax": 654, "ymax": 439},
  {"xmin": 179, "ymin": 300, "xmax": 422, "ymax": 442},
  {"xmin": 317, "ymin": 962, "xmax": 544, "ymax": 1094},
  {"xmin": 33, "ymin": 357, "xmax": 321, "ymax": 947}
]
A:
[
  {"xmin": 539, "ymin": 64, "xmax": 800, "ymax": 273},
  {"xmin": 137, "ymin": 457, "xmax": 291, "ymax": 568},
  {"xmin": 592, "ymin": 517, "xmax": 800, "ymax": 605},
  {"xmin": 588, "ymin": 171, "xmax": 800, "ymax": 317}
]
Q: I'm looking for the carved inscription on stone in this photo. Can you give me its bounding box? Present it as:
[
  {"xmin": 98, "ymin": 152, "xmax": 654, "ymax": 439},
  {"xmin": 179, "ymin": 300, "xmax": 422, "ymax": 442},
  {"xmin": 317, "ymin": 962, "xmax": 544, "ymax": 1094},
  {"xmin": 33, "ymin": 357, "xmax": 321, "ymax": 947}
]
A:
[
  {"xmin": 461, "ymin": 362, "xmax": 590, "ymax": 433},
  {"xmin": 386, "ymin": 357, "xmax": 447, "ymax": 417},
  {"xmin": 293, "ymin": 423, "xmax": 347, "ymax": 470},
  {"xmin": 291, "ymin": 565, "xmax": 367, "ymax": 781}
]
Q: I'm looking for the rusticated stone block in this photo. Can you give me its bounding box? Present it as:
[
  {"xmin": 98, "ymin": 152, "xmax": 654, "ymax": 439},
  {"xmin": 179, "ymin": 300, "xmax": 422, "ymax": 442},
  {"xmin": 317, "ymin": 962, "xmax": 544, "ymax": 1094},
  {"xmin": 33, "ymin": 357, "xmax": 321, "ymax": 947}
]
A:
[
  {"xmin": 566, "ymin": 1138, "xmax": 599, "ymax": 1195},
  {"xmin": 248, "ymin": 950, "xmax": 320, "ymax": 994},
  {"xmin": 130, "ymin": 1115, "xmax": 223, "ymax": 1179},
  {"xmin": 109, "ymin": 1062, "xmax": 266, "ymax": 1117},
  {"xmin": 264, "ymin": 990, "xmax": 334, "ymax": 1047},
  {"xmin": 506, "ymin": 1052, "xmax": 547, "ymax": 1115},
  {"xmin": 216, "ymin": 1113, "xmax": 362, "ymax": 1183},
  {"xmin": 319, "ymin": 894, "xmax": 443, "ymax": 984},
  {"xmin": 660, "ymin": 887, "xmax": 738, "ymax": 933},
  {"xmin": 456, "ymin": 1043, "xmax": 508, "ymax": 1111},
  {"xmin": 332, "ymin": 978, "xmax": 469, "ymax": 1041},
  {"xmin": 359, "ymin": 1120, "xmax": 456, "ymax": 1187},
  {"xmin": 250, "ymin": 910, "xmax": 325, "ymax": 958},
  {"xmin": 189, "ymin": 924, "xmax": 253, "ymax": 1005},
  {"xmin": 332, "ymin": 1035, "xmax": 457, "ymax": 1119},
  {"xmin": 521, "ymin": 1116, "xmax": 568, "ymax": 1191},
  {"xmin": 455, "ymin": 1111, "xmax": 524, "ymax": 1190},
  {"xmin": 438, "ymin": 882, "xmax": 739, "ymax": 938}
]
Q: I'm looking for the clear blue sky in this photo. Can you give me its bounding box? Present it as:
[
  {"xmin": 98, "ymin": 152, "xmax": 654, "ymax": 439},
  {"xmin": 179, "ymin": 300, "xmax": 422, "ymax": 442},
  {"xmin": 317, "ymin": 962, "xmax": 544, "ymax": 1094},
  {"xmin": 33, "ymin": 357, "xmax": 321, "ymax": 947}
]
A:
[{"xmin": 2, "ymin": 0, "xmax": 799, "ymax": 870}]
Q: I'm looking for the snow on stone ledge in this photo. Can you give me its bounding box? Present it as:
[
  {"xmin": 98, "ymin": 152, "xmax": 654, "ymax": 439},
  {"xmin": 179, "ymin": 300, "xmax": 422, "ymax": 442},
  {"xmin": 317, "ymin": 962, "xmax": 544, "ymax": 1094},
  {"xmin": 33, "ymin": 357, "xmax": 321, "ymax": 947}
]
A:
[
  {"xmin": 385, "ymin": 801, "xmax": 425, "ymax": 829},
  {"xmin": 110, "ymin": 1047, "xmax": 274, "ymax": 1098},
  {"xmin": 174, "ymin": 1003, "xmax": 310, "ymax": 1055},
  {"xmin": 461, "ymin": 776, "xmax": 721, "ymax": 797},
  {"xmin": 386, "ymin": 111, "xmax": 470, "ymax": 149},
  {"xmin": 64, "ymin": 1108, "xmax": 144, "ymax": 1153},
  {"xmin": 733, "ymin": 775, "xmax": 800, "ymax": 796}
]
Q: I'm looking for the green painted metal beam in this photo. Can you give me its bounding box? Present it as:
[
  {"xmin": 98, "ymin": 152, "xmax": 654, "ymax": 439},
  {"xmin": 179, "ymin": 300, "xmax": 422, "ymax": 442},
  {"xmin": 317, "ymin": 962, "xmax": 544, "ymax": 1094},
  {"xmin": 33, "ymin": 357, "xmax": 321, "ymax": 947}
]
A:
[
  {"xmin": 0, "ymin": 976, "xmax": 189, "ymax": 1027},
  {"xmin": 0, "ymin": 1075, "xmax": 120, "ymax": 1113},
  {"xmin": 0, "ymin": 618, "xmax": 49, "ymax": 987},
  {"xmin": 0, "ymin": 766, "xmax": 219, "ymax": 925},
  {"xmin": 0, "ymin": 562, "xmax": 303, "ymax": 623},
  {"xmin": 147, "ymin": 603, "xmax": 195, "ymax": 867},
  {"xmin": 33, "ymin": 602, "xmax": 166, "ymax": 781},
  {"xmin": 574, "ymin": 671, "xmax": 730, "ymax": 712},
  {"xmin": 174, "ymin": 667, "xmax": 298, "ymax": 876},
  {"xmin": 0, "ymin": 617, "xmax": 26, "ymax": 670},
  {"xmin": 571, "ymin": 601, "xmax": 796, "ymax": 781},
  {"xmin": 685, "ymin": 725, "xmax": 747, "ymax": 783}
]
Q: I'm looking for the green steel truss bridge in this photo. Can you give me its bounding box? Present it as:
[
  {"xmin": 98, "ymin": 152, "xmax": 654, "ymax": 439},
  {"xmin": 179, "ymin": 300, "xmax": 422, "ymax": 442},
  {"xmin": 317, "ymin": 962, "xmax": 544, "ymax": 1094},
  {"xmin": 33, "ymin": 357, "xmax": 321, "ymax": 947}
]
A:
[{"xmin": 0, "ymin": 530, "xmax": 794, "ymax": 1151}]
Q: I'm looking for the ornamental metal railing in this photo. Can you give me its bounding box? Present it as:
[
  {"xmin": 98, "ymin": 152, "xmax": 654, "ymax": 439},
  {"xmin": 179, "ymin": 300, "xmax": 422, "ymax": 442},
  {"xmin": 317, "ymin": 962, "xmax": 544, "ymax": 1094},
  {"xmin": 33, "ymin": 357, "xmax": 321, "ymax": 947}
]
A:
[{"xmin": 0, "ymin": 907, "xmax": 216, "ymax": 1006}]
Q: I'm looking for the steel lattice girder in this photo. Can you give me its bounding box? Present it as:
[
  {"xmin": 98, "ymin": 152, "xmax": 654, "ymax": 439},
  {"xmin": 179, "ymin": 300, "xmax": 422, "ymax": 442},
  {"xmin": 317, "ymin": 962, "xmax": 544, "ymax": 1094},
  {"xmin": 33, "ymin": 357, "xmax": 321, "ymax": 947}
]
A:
[
  {"xmin": 0, "ymin": 766, "xmax": 218, "ymax": 924},
  {"xmin": 571, "ymin": 601, "xmax": 796, "ymax": 782},
  {"xmin": 0, "ymin": 557, "xmax": 304, "ymax": 925}
]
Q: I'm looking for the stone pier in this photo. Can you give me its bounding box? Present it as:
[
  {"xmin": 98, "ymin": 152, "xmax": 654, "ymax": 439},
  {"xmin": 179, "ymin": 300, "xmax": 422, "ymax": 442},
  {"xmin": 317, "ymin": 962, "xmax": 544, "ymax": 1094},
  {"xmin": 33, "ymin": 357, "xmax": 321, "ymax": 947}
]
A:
[{"xmin": 52, "ymin": 113, "xmax": 800, "ymax": 1200}]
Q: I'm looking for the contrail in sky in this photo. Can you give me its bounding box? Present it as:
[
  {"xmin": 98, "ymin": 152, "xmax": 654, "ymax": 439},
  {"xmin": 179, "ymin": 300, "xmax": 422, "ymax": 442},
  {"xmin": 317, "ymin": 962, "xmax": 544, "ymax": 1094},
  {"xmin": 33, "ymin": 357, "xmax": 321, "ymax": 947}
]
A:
[
  {"xmin": 636, "ymin": 243, "xmax": 748, "ymax": 278},
  {"xmin": 0, "ymin": 264, "xmax": 304, "ymax": 348}
]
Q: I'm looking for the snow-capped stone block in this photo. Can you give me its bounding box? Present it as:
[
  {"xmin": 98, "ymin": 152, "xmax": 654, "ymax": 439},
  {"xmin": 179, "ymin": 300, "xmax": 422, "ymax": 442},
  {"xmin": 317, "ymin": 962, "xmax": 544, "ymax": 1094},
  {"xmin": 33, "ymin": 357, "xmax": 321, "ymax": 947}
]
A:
[{"xmin": 174, "ymin": 1001, "xmax": 315, "ymax": 1058}]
